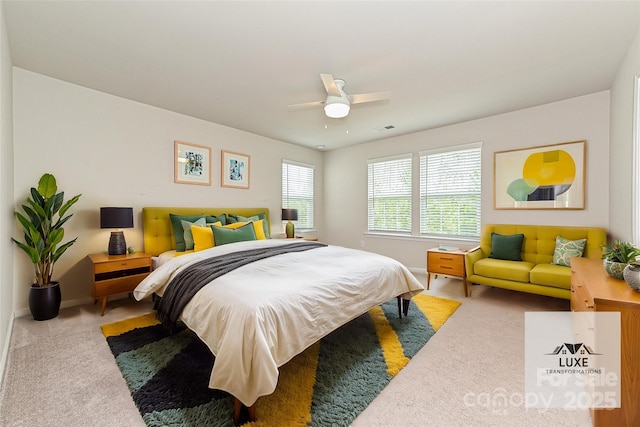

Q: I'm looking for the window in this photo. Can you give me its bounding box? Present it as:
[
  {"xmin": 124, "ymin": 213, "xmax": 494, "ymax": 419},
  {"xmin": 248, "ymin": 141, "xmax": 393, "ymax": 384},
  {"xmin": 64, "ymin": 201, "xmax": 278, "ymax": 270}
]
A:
[
  {"xmin": 420, "ymin": 143, "xmax": 482, "ymax": 238},
  {"xmin": 367, "ymin": 154, "xmax": 412, "ymax": 233},
  {"xmin": 282, "ymin": 160, "xmax": 314, "ymax": 230}
]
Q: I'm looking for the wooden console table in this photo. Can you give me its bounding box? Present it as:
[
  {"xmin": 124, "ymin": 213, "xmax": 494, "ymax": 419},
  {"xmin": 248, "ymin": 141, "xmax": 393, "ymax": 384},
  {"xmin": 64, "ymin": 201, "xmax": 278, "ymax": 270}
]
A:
[{"xmin": 570, "ymin": 257, "xmax": 640, "ymax": 426}]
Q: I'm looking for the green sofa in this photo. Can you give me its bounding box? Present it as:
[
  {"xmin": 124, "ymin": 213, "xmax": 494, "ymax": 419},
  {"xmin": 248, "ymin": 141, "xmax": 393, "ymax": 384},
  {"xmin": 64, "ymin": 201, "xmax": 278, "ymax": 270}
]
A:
[{"xmin": 465, "ymin": 224, "xmax": 607, "ymax": 299}]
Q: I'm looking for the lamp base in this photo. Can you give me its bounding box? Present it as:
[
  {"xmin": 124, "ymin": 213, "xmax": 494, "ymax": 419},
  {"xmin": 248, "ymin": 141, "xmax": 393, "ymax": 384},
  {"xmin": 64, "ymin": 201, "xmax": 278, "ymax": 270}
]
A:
[
  {"xmin": 108, "ymin": 231, "xmax": 127, "ymax": 255},
  {"xmin": 285, "ymin": 221, "xmax": 295, "ymax": 238}
]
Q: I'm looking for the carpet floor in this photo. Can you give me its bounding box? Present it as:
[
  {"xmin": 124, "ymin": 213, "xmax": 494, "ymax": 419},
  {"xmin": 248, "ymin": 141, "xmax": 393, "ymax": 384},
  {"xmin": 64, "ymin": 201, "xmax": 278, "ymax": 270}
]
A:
[
  {"xmin": 0, "ymin": 274, "xmax": 593, "ymax": 426},
  {"xmin": 101, "ymin": 294, "xmax": 460, "ymax": 426}
]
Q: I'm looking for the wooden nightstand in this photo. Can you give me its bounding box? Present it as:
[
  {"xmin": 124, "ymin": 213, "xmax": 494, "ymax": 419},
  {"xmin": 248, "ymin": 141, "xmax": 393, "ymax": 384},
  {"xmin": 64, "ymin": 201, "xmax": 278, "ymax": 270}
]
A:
[
  {"xmin": 427, "ymin": 248, "xmax": 468, "ymax": 297},
  {"xmin": 88, "ymin": 252, "xmax": 152, "ymax": 315}
]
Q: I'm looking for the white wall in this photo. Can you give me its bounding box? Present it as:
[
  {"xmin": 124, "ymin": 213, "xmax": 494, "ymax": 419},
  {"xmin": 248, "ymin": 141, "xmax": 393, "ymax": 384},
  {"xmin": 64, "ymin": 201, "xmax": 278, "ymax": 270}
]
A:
[
  {"xmin": 609, "ymin": 29, "xmax": 640, "ymax": 242},
  {"xmin": 324, "ymin": 92, "xmax": 610, "ymax": 270},
  {"xmin": 0, "ymin": 2, "xmax": 14, "ymax": 381},
  {"xmin": 12, "ymin": 68, "xmax": 324, "ymax": 314}
]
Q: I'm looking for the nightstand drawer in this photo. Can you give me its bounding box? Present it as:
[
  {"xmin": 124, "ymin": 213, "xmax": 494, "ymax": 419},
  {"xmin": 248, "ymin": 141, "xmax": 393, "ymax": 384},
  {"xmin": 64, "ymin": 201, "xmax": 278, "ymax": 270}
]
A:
[
  {"xmin": 94, "ymin": 257, "xmax": 151, "ymax": 274},
  {"xmin": 427, "ymin": 248, "xmax": 468, "ymax": 297},
  {"xmin": 93, "ymin": 273, "xmax": 150, "ymax": 298},
  {"xmin": 427, "ymin": 252, "xmax": 465, "ymax": 276}
]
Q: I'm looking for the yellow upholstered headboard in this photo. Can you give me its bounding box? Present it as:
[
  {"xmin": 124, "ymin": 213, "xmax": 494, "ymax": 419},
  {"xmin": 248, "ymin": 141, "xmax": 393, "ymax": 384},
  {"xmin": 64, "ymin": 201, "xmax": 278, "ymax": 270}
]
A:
[{"xmin": 142, "ymin": 207, "xmax": 271, "ymax": 256}]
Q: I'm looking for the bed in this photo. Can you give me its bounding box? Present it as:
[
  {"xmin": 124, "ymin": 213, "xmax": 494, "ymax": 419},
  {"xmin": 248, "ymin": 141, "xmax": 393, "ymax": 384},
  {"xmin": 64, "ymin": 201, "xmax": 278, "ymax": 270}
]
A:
[{"xmin": 134, "ymin": 207, "xmax": 425, "ymax": 423}]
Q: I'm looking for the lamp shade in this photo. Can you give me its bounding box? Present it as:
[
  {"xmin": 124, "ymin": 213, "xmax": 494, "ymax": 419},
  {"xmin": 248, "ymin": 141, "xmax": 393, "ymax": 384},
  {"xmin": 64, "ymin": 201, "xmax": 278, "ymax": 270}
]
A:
[
  {"xmin": 100, "ymin": 207, "xmax": 133, "ymax": 229},
  {"xmin": 281, "ymin": 208, "xmax": 298, "ymax": 221}
]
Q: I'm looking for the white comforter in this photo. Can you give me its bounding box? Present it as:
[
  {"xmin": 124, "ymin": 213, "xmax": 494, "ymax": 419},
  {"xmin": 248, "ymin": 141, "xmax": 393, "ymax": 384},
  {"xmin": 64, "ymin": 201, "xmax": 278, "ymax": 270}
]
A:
[{"xmin": 134, "ymin": 239, "xmax": 424, "ymax": 406}]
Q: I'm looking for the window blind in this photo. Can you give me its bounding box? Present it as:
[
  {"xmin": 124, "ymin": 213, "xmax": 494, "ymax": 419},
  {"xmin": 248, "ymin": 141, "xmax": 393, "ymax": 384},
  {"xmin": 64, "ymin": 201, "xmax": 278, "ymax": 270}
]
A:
[
  {"xmin": 420, "ymin": 144, "xmax": 482, "ymax": 238},
  {"xmin": 282, "ymin": 160, "xmax": 314, "ymax": 230},
  {"xmin": 367, "ymin": 154, "xmax": 412, "ymax": 233}
]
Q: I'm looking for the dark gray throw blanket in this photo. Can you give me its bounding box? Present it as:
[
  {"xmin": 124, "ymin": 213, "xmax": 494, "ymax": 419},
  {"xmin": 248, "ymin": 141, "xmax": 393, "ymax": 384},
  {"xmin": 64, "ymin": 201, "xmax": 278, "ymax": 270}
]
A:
[{"xmin": 156, "ymin": 241, "xmax": 327, "ymax": 331}]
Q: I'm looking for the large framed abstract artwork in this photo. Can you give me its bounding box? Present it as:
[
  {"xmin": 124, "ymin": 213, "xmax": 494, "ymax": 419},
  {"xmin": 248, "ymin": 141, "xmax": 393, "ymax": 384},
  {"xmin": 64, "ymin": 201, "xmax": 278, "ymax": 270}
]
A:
[
  {"xmin": 174, "ymin": 140, "xmax": 212, "ymax": 186},
  {"xmin": 494, "ymin": 140, "xmax": 585, "ymax": 210},
  {"xmin": 221, "ymin": 150, "xmax": 250, "ymax": 189}
]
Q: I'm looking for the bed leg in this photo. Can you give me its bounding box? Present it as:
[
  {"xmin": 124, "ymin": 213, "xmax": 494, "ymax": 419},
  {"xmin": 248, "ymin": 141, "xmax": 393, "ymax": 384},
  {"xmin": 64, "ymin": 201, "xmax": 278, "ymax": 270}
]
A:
[
  {"xmin": 233, "ymin": 398, "xmax": 256, "ymax": 425},
  {"xmin": 396, "ymin": 296, "xmax": 411, "ymax": 318}
]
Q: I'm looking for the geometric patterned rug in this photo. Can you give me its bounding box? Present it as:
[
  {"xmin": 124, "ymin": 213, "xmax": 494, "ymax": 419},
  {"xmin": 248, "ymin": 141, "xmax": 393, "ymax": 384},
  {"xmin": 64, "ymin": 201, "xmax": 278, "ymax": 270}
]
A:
[{"xmin": 101, "ymin": 293, "xmax": 461, "ymax": 427}]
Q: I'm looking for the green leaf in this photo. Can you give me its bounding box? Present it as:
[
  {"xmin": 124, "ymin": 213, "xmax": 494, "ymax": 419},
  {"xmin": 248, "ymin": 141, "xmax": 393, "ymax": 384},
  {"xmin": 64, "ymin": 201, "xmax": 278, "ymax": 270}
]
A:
[
  {"xmin": 58, "ymin": 194, "xmax": 81, "ymax": 218},
  {"xmin": 30, "ymin": 187, "xmax": 44, "ymax": 206},
  {"xmin": 27, "ymin": 197, "xmax": 47, "ymax": 220},
  {"xmin": 37, "ymin": 173, "xmax": 57, "ymax": 199},
  {"xmin": 48, "ymin": 228, "xmax": 64, "ymax": 247},
  {"xmin": 52, "ymin": 214, "xmax": 72, "ymax": 230},
  {"xmin": 11, "ymin": 238, "xmax": 39, "ymax": 263},
  {"xmin": 52, "ymin": 238, "xmax": 77, "ymax": 263},
  {"xmin": 52, "ymin": 192, "xmax": 64, "ymax": 215},
  {"xmin": 43, "ymin": 194, "xmax": 56, "ymax": 220}
]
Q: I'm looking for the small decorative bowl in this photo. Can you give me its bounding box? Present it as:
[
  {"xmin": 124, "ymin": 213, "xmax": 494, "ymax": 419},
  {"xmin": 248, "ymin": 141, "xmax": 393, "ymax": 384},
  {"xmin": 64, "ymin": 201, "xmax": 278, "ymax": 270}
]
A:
[{"xmin": 603, "ymin": 259, "xmax": 627, "ymax": 280}]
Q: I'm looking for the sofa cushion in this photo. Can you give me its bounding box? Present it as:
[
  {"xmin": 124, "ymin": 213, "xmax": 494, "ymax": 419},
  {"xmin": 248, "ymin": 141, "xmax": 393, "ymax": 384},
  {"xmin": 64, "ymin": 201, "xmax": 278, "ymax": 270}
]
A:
[
  {"xmin": 473, "ymin": 258, "xmax": 533, "ymax": 283},
  {"xmin": 551, "ymin": 236, "xmax": 586, "ymax": 267},
  {"xmin": 530, "ymin": 263, "xmax": 572, "ymax": 290},
  {"xmin": 489, "ymin": 233, "xmax": 525, "ymax": 261}
]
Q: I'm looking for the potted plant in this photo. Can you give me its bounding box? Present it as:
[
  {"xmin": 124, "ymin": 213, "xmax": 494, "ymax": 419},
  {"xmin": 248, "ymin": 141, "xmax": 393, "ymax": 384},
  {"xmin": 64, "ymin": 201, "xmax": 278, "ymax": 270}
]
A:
[
  {"xmin": 12, "ymin": 173, "xmax": 81, "ymax": 320},
  {"xmin": 601, "ymin": 240, "xmax": 640, "ymax": 280}
]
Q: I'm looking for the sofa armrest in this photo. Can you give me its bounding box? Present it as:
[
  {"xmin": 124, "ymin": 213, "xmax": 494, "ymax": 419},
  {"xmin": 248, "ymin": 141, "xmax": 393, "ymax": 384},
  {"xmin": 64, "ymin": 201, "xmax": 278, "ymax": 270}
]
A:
[{"xmin": 465, "ymin": 246, "xmax": 484, "ymax": 277}]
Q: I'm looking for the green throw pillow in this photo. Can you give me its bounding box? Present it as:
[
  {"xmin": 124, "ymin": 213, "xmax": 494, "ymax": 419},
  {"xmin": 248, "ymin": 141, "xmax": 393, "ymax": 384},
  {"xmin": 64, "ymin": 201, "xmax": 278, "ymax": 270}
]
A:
[
  {"xmin": 552, "ymin": 236, "xmax": 586, "ymax": 267},
  {"xmin": 182, "ymin": 218, "xmax": 206, "ymax": 251},
  {"xmin": 489, "ymin": 233, "xmax": 524, "ymax": 261},
  {"xmin": 169, "ymin": 214, "xmax": 206, "ymax": 252},
  {"xmin": 205, "ymin": 214, "xmax": 227, "ymax": 226},
  {"xmin": 227, "ymin": 213, "xmax": 270, "ymax": 238},
  {"xmin": 211, "ymin": 222, "xmax": 257, "ymax": 246}
]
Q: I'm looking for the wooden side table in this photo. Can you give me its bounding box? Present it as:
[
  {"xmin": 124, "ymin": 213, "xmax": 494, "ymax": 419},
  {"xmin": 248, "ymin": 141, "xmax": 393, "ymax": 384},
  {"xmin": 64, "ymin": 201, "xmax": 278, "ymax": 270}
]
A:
[
  {"xmin": 88, "ymin": 252, "xmax": 152, "ymax": 315},
  {"xmin": 427, "ymin": 248, "xmax": 468, "ymax": 297}
]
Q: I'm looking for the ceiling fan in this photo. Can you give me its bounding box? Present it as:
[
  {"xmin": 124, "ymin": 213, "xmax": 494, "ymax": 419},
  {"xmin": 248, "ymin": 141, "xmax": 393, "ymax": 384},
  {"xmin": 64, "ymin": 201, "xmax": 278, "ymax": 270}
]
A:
[{"xmin": 289, "ymin": 74, "xmax": 391, "ymax": 119}]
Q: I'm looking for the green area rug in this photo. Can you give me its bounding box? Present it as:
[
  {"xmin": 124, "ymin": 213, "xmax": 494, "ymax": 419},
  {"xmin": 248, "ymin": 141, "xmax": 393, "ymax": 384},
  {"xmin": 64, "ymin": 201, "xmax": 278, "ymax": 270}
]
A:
[{"xmin": 101, "ymin": 293, "xmax": 460, "ymax": 426}]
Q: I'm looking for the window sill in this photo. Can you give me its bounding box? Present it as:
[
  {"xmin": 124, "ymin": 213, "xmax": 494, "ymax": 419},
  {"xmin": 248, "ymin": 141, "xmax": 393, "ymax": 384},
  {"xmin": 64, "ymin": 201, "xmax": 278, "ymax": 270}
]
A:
[{"xmin": 363, "ymin": 231, "xmax": 479, "ymax": 245}]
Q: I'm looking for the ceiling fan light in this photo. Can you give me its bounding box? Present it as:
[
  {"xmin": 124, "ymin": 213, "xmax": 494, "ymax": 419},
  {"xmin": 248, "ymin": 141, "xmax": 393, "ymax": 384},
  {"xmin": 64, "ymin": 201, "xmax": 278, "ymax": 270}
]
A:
[{"xmin": 324, "ymin": 99, "xmax": 350, "ymax": 118}]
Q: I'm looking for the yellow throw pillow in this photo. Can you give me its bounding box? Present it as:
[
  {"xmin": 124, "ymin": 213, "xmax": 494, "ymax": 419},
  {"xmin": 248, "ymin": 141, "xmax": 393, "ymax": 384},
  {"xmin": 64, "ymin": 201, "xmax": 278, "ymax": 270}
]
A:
[
  {"xmin": 251, "ymin": 219, "xmax": 267, "ymax": 240},
  {"xmin": 191, "ymin": 222, "xmax": 221, "ymax": 251},
  {"xmin": 222, "ymin": 221, "xmax": 248, "ymax": 229}
]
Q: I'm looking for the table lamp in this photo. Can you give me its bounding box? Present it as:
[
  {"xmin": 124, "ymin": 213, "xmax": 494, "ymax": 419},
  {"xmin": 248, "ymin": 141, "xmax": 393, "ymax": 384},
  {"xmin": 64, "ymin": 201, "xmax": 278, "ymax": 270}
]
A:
[
  {"xmin": 281, "ymin": 208, "xmax": 298, "ymax": 238},
  {"xmin": 100, "ymin": 207, "xmax": 134, "ymax": 255}
]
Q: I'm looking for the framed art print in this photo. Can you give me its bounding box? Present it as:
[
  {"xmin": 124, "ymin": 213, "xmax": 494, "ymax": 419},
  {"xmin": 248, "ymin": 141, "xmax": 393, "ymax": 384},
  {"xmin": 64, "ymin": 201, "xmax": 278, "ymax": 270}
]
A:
[
  {"xmin": 494, "ymin": 140, "xmax": 585, "ymax": 210},
  {"xmin": 174, "ymin": 140, "xmax": 212, "ymax": 185},
  {"xmin": 221, "ymin": 150, "xmax": 250, "ymax": 189}
]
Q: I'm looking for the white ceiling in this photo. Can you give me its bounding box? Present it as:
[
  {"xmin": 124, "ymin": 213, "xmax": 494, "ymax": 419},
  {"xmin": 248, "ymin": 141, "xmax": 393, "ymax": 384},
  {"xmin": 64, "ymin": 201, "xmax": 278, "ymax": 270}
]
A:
[{"xmin": 4, "ymin": 1, "xmax": 639, "ymax": 151}]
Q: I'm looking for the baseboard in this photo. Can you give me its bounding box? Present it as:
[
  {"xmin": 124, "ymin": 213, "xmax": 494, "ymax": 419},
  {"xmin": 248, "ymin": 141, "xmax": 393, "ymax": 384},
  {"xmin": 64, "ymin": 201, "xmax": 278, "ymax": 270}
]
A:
[
  {"xmin": 13, "ymin": 297, "xmax": 94, "ymax": 318},
  {"xmin": 0, "ymin": 312, "xmax": 15, "ymax": 390}
]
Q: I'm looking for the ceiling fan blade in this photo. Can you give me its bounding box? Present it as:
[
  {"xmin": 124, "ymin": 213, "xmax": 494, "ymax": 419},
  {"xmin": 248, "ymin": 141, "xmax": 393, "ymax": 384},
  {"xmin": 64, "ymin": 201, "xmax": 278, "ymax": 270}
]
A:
[
  {"xmin": 350, "ymin": 91, "xmax": 391, "ymax": 104},
  {"xmin": 287, "ymin": 100, "xmax": 325, "ymax": 110},
  {"xmin": 320, "ymin": 73, "xmax": 341, "ymax": 97}
]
